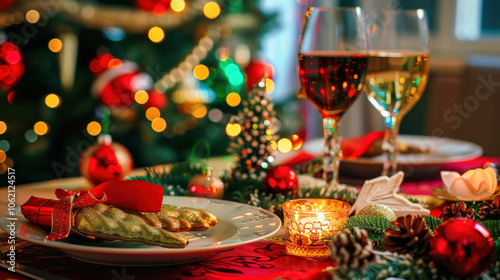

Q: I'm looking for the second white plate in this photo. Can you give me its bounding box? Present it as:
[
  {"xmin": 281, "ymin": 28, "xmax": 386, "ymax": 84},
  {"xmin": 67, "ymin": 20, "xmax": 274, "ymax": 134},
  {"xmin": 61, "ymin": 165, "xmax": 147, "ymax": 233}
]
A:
[{"xmin": 277, "ymin": 135, "xmax": 483, "ymax": 179}]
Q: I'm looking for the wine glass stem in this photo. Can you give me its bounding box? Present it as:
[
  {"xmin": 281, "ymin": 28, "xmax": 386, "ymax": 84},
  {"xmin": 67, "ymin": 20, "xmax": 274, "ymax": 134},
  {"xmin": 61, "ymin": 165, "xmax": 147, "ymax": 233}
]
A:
[
  {"xmin": 382, "ymin": 116, "xmax": 401, "ymax": 176},
  {"xmin": 323, "ymin": 117, "xmax": 341, "ymax": 186}
]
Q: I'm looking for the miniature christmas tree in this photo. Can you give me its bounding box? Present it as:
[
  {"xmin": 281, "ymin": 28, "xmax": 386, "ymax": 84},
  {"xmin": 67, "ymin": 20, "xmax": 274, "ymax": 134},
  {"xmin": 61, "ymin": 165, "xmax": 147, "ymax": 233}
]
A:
[{"xmin": 228, "ymin": 79, "xmax": 278, "ymax": 180}]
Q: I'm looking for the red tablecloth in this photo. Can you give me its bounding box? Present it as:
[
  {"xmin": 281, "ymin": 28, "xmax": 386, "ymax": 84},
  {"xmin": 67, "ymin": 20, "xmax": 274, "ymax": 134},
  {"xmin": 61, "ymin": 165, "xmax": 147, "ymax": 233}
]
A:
[
  {"xmin": 0, "ymin": 237, "xmax": 332, "ymax": 280},
  {"xmin": 2, "ymin": 156, "xmax": 498, "ymax": 280}
]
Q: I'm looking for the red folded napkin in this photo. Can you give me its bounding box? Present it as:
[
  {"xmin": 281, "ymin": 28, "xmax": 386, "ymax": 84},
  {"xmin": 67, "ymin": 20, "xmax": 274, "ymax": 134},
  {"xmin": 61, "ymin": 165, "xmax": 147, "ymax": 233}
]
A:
[
  {"xmin": 21, "ymin": 180, "xmax": 164, "ymax": 241},
  {"xmin": 282, "ymin": 131, "xmax": 385, "ymax": 166},
  {"xmin": 341, "ymin": 131, "xmax": 385, "ymax": 159}
]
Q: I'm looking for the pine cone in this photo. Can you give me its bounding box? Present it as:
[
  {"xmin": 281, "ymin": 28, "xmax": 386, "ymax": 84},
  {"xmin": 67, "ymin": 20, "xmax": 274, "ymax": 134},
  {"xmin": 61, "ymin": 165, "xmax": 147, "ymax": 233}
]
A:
[
  {"xmin": 382, "ymin": 215, "xmax": 430, "ymax": 257},
  {"xmin": 479, "ymin": 196, "xmax": 500, "ymax": 221},
  {"xmin": 439, "ymin": 202, "xmax": 474, "ymax": 221},
  {"xmin": 329, "ymin": 227, "xmax": 376, "ymax": 270}
]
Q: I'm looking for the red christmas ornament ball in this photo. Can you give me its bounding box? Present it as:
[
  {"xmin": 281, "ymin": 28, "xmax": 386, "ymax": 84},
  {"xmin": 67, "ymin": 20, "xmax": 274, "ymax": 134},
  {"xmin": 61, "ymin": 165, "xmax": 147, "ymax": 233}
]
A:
[
  {"xmin": 80, "ymin": 135, "xmax": 134, "ymax": 186},
  {"xmin": 91, "ymin": 62, "xmax": 153, "ymax": 108},
  {"xmin": 187, "ymin": 169, "xmax": 224, "ymax": 199},
  {"xmin": 89, "ymin": 53, "xmax": 114, "ymax": 74},
  {"xmin": 0, "ymin": 0, "xmax": 16, "ymax": 10},
  {"xmin": 244, "ymin": 60, "xmax": 274, "ymax": 91},
  {"xmin": 99, "ymin": 73, "xmax": 138, "ymax": 107},
  {"xmin": 143, "ymin": 89, "xmax": 168, "ymax": 110},
  {"xmin": 134, "ymin": 0, "xmax": 171, "ymax": 15},
  {"xmin": 263, "ymin": 166, "xmax": 298, "ymax": 195},
  {"xmin": 0, "ymin": 42, "xmax": 24, "ymax": 91},
  {"xmin": 429, "ymin": 218, "xmax": 495, "ymax": 278}
]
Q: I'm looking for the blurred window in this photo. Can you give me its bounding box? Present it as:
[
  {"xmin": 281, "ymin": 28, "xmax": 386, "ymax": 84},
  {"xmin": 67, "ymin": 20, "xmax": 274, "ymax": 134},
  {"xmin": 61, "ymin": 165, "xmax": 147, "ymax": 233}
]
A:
[
  {"xmin": 398, "ymin": 0, "xmax": 438, "ymax": 34},
  {"xmin": 455, "ymin": 0, "xmax": 500, "ymax": 41}
]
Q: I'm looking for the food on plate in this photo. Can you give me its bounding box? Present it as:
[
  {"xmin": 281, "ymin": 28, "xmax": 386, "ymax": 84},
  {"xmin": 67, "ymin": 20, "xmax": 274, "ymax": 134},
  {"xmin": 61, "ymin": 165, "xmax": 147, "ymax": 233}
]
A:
[
  {"xmin": 74, "ymin": 203, "xmax": 189, "ymax": 248},
  {"xmin": 121, "ymin": 204, "xmax": 218, "ymax": 232},
  {"xmin": 364, "ymin": 138, "xmax": 432, "ymax": 157},
  {"xmin": 73, "ymin": 203, "xmax": 218, "ymax": 248}
]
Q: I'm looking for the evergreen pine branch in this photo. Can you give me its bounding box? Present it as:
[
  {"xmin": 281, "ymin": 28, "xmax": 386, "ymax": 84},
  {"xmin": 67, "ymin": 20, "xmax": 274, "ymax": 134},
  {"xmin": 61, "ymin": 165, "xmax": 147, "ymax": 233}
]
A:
[
  {"xmin": 424, "ymin": 215, "xmax": 442, "ymax": 233},
  {"xmin": 342, "ymin": 216, "xmax": 395, "ymax": 244},
  {"xmin": 222, "ymin": 171, "xmax": 263, "ymax": 203},
  {"xmin": 294, "ymin": 158, "xmax": 323, "ymax": 176},
  {"xmin": 331, "ymin": 254, "xmax": 439, "ymax": 280},
  {"xmin": 495, "ymin": 240, "xmax": 500, "ymax": 261},
  {"xmin": 101, "ymin": 109, "xmax": 110, "ymax": 135},
  {"xmin": 465, "ymin": 200, "xmax": 483, "ymax": 220},
  {"xmin": 407, "ymin": 196, "xmax": 420, "ymax": 204},
  {"xmin": 128, "ymin": 161, "xmax": 204, "ymax": 195},
  {"xmin": 332, "ymin": 252, "xmax": 500, "ymax": 280},
  {"xmin": 481, "ymin": 220, "xmax": 500, "ymax": 239},
  {"xmin": 487, "ymin": 260, "xmax": 500, "ymax": 278}
]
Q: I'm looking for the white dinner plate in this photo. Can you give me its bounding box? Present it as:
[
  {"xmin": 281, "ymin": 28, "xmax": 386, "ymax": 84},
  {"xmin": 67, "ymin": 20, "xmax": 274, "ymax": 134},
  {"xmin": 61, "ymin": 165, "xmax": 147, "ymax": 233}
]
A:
[
  {"xmin": 1, "ymin": 196, "xmax": 281, "ymax": 266},
  {"xmin": 278, "ymin": 135, "xmax": 483, "ymax": 179}
]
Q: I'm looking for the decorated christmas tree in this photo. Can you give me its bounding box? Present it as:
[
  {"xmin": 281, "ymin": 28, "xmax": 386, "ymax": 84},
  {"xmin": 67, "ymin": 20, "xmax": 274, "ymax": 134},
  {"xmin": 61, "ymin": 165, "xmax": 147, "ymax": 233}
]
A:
[{"xmin": 0, "ymin": 0, "xmax": 274, "ymax": 184}]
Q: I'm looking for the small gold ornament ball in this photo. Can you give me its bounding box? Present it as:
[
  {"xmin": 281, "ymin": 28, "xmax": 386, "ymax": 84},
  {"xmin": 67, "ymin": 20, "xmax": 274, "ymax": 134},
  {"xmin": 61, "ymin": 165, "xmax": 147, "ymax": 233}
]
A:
[{"xmin": 357, "ymin": 203, "xmax": 397, "ymax": 221}]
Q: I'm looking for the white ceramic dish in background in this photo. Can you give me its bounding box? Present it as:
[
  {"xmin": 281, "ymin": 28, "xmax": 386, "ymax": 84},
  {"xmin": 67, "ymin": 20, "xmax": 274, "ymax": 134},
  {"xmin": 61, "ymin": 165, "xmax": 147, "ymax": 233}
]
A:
[
  {"xmin": 276, "ymin": 135, "xmax": 483, "ymax": 179},
  {"xmin": 1, "ymin": 196, "xmax": 281, "ymax": 266}
]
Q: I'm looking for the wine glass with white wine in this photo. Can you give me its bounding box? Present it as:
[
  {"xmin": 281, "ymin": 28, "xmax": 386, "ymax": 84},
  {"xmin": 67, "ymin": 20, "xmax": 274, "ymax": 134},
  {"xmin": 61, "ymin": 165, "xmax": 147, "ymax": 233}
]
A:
[{"xmin": 364, "ymin": 9, "xmax": 430, "ymax": 176}]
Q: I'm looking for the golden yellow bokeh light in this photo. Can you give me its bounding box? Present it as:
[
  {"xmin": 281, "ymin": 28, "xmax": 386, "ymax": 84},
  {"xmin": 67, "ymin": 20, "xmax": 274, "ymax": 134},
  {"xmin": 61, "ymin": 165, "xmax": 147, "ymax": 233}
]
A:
[
  {"xmin": 290, "ymin": 134, "xmax": 303, "ymax": 150},
  {"xmin": 171, "ymin": 0, "xmax": 186, "ymax": 12},
  {"xmin": 278, "ymin": 138, "xmax": 292, "ymax": 153},
  {"xmin": 151, "ymin": 118, "xmax": 167, "ymax": 132},
  {"xmin": 193, "ymin": 64, "xmax": 210, "ymax": 80},
  {"xmin": 270, "ymin": 140, "xmax": 277, "ymax": 150},
  {"xmin": 48, "ymin": 38, "xmax": 63, "ymax": 53},
  {"xmin": 217, "ymin": 47, "xmax": 230, "ymax": 61},
  {"xmin": 203, "ymin": 2, "xmax": 221, "ymax": 19},
  {"xmin": 26, "ymin": 10, "xmax": 40, "ymax": 24},
  {"xmin": 226, "ymin": 123, "xmax": 241, "ymax": 137},
  {"xmin": 265, "ymin": 78, "xmax": 275, "ymax": 94},
  {"xmin": 34, "ymin": 121, "xmax": 49, "ymax": 136},
  {"xmin": 226, "ymin": 92, "xmax": 241, "ymax": 107},
  {"xmin": 0, "ymin": 151, "xmax": 5, "ymax": 164},
  {"xmin": 146, "ymin": 107, "xmax": 161, "ymax": 121},
  {"xmin": 135, "ymin": 90, "xmax": 149, "ymax": 104},
  {"xmin": 108, "ymin": 58, "xmax": 122, "ymax": 68},
  {"xmin": 87, "ymin": 121, "xmax": 102, "ymax": 136},
  {"xmin": 192, "ymin": 105, "xmax": 207, "ymax": 118},
  {"xmin": 148, "ymin": 27, "xmax": 165, "ymax": 43},
  {"xmin": 45, "ymin": 93, "xmax": 61, "ymax": 108},
  {"xmin": 0, "ymin": 121, "xmax": 6, "ymax": 134}
]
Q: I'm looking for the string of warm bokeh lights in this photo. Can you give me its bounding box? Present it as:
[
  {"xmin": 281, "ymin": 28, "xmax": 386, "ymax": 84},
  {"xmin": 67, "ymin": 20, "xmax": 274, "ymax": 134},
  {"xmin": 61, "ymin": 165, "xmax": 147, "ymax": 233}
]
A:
[
  {"xmin": 5, "ymin": 0, "xmax": 222, "ymax": 144},
  {"xmin": 153, "ymin": 29, "xmax": 218, "ymax": 92},
  {"xmin": 0, "ymin": 0, "xmax": 305, "ymax": 176},
  {"xmin": 0, "ymin": 0, "xmax": 221, "ymax": 32}
]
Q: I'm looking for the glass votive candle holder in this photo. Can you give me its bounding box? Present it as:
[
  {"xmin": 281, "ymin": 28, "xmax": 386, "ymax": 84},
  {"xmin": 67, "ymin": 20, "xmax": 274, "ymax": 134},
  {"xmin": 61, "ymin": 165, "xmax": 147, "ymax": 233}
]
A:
[{"xmin": 282, "ymin": 198, "xmax": 351, "ymax": 258}]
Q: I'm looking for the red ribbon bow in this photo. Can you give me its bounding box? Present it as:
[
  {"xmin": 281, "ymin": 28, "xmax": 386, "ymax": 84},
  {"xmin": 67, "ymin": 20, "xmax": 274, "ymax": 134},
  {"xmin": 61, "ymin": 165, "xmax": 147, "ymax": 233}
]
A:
[{"xmin": 21, "ymin": 180, "xmax": 164, "ymax": 241}]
